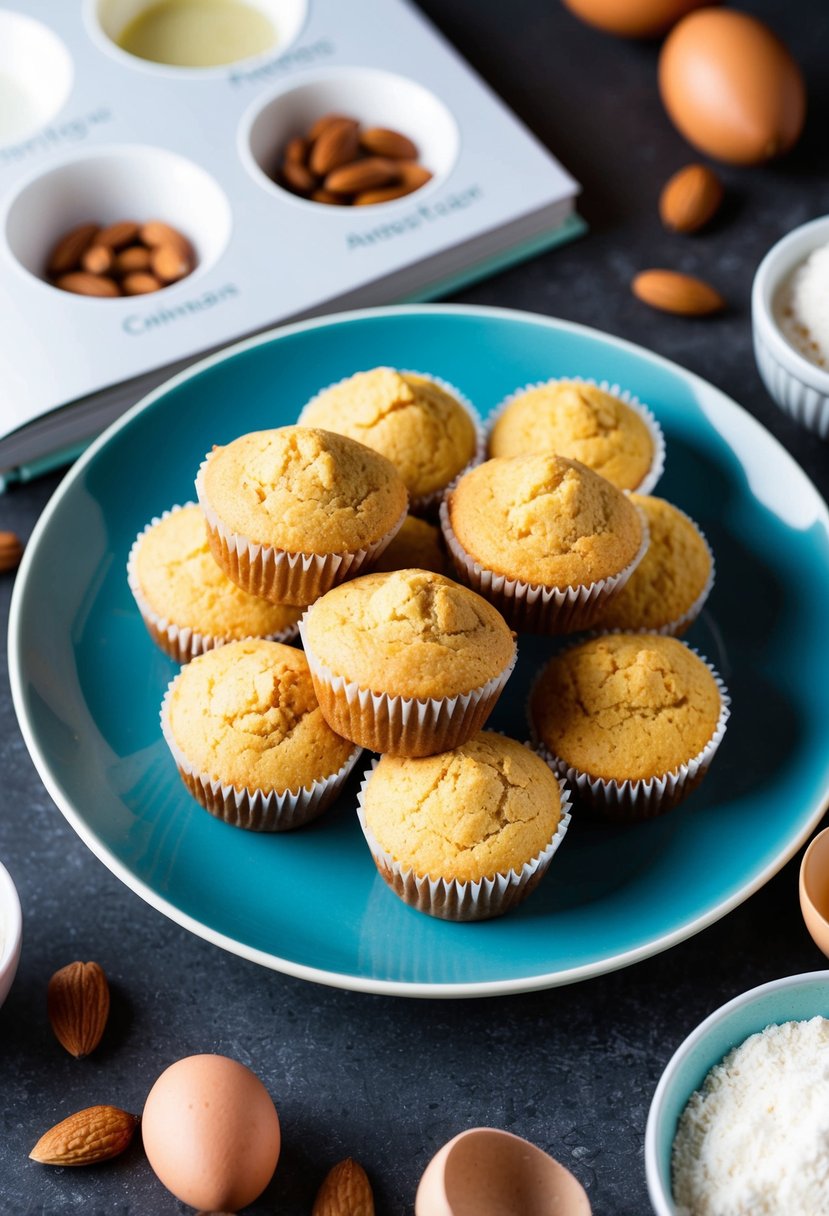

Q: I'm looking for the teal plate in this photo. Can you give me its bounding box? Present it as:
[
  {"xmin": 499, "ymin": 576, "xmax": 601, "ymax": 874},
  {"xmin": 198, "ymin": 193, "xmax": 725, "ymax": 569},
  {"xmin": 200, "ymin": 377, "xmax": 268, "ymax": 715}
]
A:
[{"xmin": 10, "ymin": 305, "xmax": 829, "ymax": 997}]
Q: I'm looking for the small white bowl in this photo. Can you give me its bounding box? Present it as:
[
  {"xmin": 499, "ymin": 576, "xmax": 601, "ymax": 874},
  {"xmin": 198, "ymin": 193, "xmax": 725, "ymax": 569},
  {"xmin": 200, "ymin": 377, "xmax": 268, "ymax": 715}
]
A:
[
  {"xmin": 752, "ymin": 214, "xmax": 829, "ymax": 438},
  {"xmin": 645, "ymin": 970, "xmax": 829, "ymax": 1215},
  {"xmin": 0, "ymin": 860, "xmax": 22, "ymax": 1008}
]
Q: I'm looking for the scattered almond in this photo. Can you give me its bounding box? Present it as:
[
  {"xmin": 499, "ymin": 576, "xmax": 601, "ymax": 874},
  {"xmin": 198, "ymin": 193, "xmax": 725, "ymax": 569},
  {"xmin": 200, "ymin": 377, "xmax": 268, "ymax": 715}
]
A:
[
  {"xmin": 96, "ymin": 220, "xmax": 141, "ymax": 250},
  {"xmin": 632, "ymin": 269, "xmax": 726, "ymax": 316},
  {"xmin": 659, "ymin": 164, "xmax": 724, "ymax": 234},
  {"xmin": 310, "ymin": 118, "xmax": 361, "ymax": 177},
  {"xmin": 47, "ymin": 961, "xmax": 110, "ymax": 1059},
  {"xmin": 312, "ymin": 1159, "xmax": 375, "ymax": 1216},
  {"xmin": 54, "ymin": 272, "xmax": 121, "ymax": 298},
  {"xmin": 46, "ymin": 224, "xmax": 99, "ymax": 276},
  {"xmin": 30, "ymin": 1105, "xmax": 138, "ymax": 1166},
  {"xmin": 0, "ymin": 531, "xmax": 23, "ymax": 573},
  {"xmin": 325, "ymin": 157, "xmax": 400, "ymax": 196},
  {"xmin": 360, "ymin": 127, "xmax": 418, "ymax": 160}
]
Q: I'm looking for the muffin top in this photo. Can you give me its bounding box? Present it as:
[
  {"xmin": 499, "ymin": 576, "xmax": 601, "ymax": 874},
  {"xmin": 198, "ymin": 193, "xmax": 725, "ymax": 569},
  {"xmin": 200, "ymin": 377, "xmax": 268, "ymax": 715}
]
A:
[
  {"xmin": 488, "ymin": 381, "xmax": 655, "ymax": 491},
  {"xmin": 300, "ymin": 368, "xmax": 478, "ymax": 499},
  {"xmin": 198, "ymin": 426, "xmax": 407, "ymax": 555},
  {"xmin": 372, "ymin": 515, "xmax": 448, "ymax": 577},
  {"xmin": 133, "ymin": 505, "xmax": 302, "ymax": 639},
  {"xmin": 302, "ymin": 569, "xmax": 516, "ymax": 700},
  {"xmin": 165, "ymin": 639, "xmax": 355, "ymax": 793},
  {"xmin": 530, "ymin": 634, "xmax": 722, "ymax": 782},
  {"xmin": 591, "ymin": 495, "xmax": 712, "ymax": 633},
  {"xmin": 447, "ymin": 454, "xmax": 645, "ymax": 588},
  {"xmin": 362, "ymin": 732, "xmax": 562, "ymax": 883}
]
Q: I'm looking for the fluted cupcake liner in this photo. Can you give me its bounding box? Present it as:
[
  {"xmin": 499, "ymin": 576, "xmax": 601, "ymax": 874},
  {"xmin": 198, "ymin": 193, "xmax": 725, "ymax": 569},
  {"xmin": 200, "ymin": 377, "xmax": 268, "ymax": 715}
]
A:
[
  {"xmin": 299, "ymin": 368, "xmax": 485, "ymax": 519},
  {"xmin": 160, "ymin": 680, "xmax": 362, "ymax": 831},
  {"xmin": 528, "ymin": 644, "xmax": 731, "ymax": 822},
  {"xmin": 356, "ymin": 755, "xmax": 572, "ymax": 921},
  {"xmin": 127, "ymin": 505, "xmax": 302, "ymax": 663},
  {"xmin": 486, "ymin": 375, "xmax": 666, "ymax": 495},
  {"xmin": 439, "ymin": 498, "xmax": 650, "ymax": 635},
  {"xmin": 299, "ymin": 615, "xmax": 517, "ymax": 758},
  {"xmin": 195, "ymin": 458, "xmax": 407, "ymax": 606}
]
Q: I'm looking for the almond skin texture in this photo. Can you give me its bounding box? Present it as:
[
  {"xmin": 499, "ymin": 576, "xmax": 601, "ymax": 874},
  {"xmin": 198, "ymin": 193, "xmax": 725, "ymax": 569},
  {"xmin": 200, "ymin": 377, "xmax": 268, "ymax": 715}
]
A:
[
  {"xmin": 310, "ymin": 118, "xmax": 360, "ymax": 176},
  {"xmin": 53, "ymin": 272, "xmax": 121, "ymax": 298},
  {"xmin": 308, "ymin": 112, "xmax": 352, "ymax": 142},
  {"xmin": 659, "ymin": 163, "xmax": 724, "ymax": 233},
  {"xmin": 397, "ymin": 161, "xmax": 433, "ymax": 190},
  {"xmin": 151, "ymin": 245, "xmax": 191, "ymax": 283},
  {"xmin": 95, "ymin": 220, "xmax": 140, "ymax": 250},
  {"xmin": 312, "ymin": 1159, "xmax": 375, "ymax": 1216},
  {"xmin": 48, "ymin": 961, "xmax": 110, "ymax": 1058},
  {"xmin": 359, "ymin": 127, "xmax": 418, "ymax": 160},
  {"xmin": 139, "ymin": 221, "xmax": 192, "ymax": 261},
  {"xmin": 113, "ymin": 245, "xmax": 152, "ymax": 274},
  {"xmin": 281, "ymin": 159, "xmax": 317, "ymax": 195},
  {"xmin": 46, "ymin": 224, "xmax": 99, "ymax": 275},
  {"xmin": 30, "ymin": 1106, "xmax": 138, "ymax": 1166},
  {"xmin": 0, "ymin": 531, "xmax": 24, "ymax": 572},
  {"xmin": 325, "ymin": 158, "xmax": 400, "ymax": 195},
  {"xmin": 81, "ymin": 245, "xmax": 115, "ymax": 275},
  {"xmin": 122, "ymin": 272, "xmax": 162, "ymax": 296},
  {"xmin": 632, "ymin": 269, "xmax": 725, "ymax": 316},
  {"xmin": 285, "ymin": 135, "xmax": 310, "ymax": 164},
  {"xmin": 354, "ymin": 183, "xmax": 421, "ymax": 206}
]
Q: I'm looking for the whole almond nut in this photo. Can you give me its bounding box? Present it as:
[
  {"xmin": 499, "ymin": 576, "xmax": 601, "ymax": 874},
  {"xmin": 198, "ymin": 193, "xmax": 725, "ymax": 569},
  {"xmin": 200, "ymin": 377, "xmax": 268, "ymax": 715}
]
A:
[
  {"xmin": 310, "ymin": 118, "xmax": 361, "ymax": 176},
  {"xmin": 285, "ymin": 135, "xmax": 310, "ymax": 165},
  {"xmin": 312, "ymin": 189, "xmax": 347, "ymax": 205},
  {"xmin": 397, "ymin": 161, "xmax": 433, "ymax": 190},
  {"xmin": 325, "ymin": 158, "xmax": 400, "ymax": 195},
  {"xmin": 113, "ymin": 245, "xmax": 152, "ymax": 275},
  {"xmin": 308, "ymin": 113, "xmax": 352, "ymax": 142},
  {"xmin": 30, "ymin": 1105, "xmax": 138, "ymax": 1166},
  {"xmin": 312, "ymin": 1158, "xmax": 375, "ymax": 1216},
  {"xmin": 659, "ymin": 164, "xmax": 724, "ymax": 234},
  {"xmin": 354, "ymin": 183, "xmax": 421, "ymax": 206},
  {"xmin": 122, "ymin": 272, "xmax": 162, "ymax": 295},
  {"xmin": 140, "ymin": 221, "xmax": 193, "ymax": 261},
  {"xmin": 54, "ymin": 272, "xmax": 121, "ymax": 298},
  {"xmin": 632, "ymin": 269, "xmax": 725, "ymax": 316},
  {"xmin": 151, "ymin": 245, "xmax": 191, "ymax": 283},
  {"xmin": 0, "ymin": 531, "xmax": 23, "ymax": 573},
  {"xmin": 81, "ymin": 245, "xmax": 114, "ymax": 276},
  {"xmin": 360, "ymin": 127, "xmax": 418, "ymax": 160},
  {"xmin": 47, "ymin": 224, "xmax": 99, "ymax": 275},
  {"xmin": 96, "ymin": 220, "xmax": 141, "ymax": 250},
  {"xmin": 48, "ymin": 961, "xmax": 110, "ymax": 1058},
  {"xmin": 281, "ymin": 159, "xmax": 317, "ymax": 195}
]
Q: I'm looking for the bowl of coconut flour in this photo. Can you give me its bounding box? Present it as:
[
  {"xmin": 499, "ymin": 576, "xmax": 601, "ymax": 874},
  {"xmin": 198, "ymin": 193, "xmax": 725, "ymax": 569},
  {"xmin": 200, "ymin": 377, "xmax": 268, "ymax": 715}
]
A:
[
  {"xmin": 0, "ymin": 860, "xmax": 22, "ymax": 1009},
  {"xmin": 753, "ymin": 214, "xmax": 829, "ymax": 438},
  {"xmin": 645, "ymin": 970, "xmax": 829, "ymax": 1216}
]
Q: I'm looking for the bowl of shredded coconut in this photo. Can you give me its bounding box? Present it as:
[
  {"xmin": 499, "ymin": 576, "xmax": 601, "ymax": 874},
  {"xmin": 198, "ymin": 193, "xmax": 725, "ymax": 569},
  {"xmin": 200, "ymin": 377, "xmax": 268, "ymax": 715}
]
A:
[
  {"xmin": 753, "ymin": 214, "xmax": 829, "ymax": 438},
  {"xmin": 645, "ymin": 970, "xmax": 829, "ymax": 1216}
]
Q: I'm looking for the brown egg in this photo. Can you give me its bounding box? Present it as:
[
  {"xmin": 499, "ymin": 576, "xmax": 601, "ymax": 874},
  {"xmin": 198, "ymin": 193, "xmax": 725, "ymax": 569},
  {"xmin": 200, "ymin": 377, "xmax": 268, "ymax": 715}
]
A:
[
  {"xmin": 561, "ymin": 0, "xmax": 715, "ymax": 39},
  {"xmin": 142, "ymin": 1054, "xmax": 280, "ymax": 1211},
  {"xmin": 659, "ymin": 9, "xmax": 806, "ymax": 164}
]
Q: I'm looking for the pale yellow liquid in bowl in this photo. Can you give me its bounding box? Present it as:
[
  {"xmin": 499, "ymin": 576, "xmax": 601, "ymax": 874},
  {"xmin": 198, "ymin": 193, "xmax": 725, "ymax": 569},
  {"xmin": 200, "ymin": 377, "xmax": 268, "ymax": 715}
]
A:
[{"xmin": 117, "ymin": 0, "xmax": 276, "ymax": 67}]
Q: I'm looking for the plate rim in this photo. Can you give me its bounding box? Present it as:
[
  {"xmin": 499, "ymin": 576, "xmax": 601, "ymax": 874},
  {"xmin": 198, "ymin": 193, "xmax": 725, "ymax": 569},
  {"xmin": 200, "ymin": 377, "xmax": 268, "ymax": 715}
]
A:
[{"xmin": 9, "ymin": 301, "xmax": 829, "ymax": 999}]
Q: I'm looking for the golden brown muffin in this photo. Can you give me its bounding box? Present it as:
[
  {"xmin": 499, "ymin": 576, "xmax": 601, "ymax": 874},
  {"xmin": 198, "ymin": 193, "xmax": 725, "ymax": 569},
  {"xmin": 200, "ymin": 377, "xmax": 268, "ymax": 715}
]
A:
[
  {"xmin": 361, "ymin": 732, "xmax": 562, "ymax": 884},
  {"xmin": 300, "ymin": 367, "xmax": 478, "ymax": 506},
  {"xmin": 196, "ymin": 426, "xmax": 407, "ymax": 605},
  {"xmin": 129, "ymin": 505, "xmax": 302, "ymax": 660},
  {"xmin": 300, "ymin": 570, "xmax": 517, "ymax": 756},
  {"xmin": 372, "ymin": 515, "xmax": 448, "ymax": 576},
  {"xmin": 162, "ymin": 639, "xmax": 358, "ymax": 830},
  {"xmin": 591, "ymin": 495, "xmax": 712, "ymax": 635},
  {"xmin": 530, "ymin": 634, "xmax": 722, "ymax": 783},
  {"xmin": 488, "ymin": 380, "xmax": 658, "ymax": 492}
]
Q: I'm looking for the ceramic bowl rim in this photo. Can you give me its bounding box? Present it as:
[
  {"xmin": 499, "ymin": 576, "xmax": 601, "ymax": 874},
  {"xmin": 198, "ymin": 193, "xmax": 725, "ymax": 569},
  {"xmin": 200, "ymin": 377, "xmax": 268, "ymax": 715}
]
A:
[{"xmin": 0, "ymin": 859, "xmax": 22, "ymax": 991}]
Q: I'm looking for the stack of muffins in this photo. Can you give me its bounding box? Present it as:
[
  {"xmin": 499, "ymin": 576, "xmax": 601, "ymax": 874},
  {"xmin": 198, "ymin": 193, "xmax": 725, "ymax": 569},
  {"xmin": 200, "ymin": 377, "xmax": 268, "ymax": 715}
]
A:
[{"xmin": 128, "ymin": 368, "xmax": 729, "ymax": 922}]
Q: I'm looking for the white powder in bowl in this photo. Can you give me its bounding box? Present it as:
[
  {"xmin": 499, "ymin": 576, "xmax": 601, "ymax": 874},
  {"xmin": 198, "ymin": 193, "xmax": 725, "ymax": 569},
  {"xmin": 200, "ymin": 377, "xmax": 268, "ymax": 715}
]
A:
[
  {"xmin": 672, "ymin": 1016, "xmax": 829, "ymax": 1216},
  {"xmin": 776, "ymin": 243, "xmax": 829, "ymax": 369}
]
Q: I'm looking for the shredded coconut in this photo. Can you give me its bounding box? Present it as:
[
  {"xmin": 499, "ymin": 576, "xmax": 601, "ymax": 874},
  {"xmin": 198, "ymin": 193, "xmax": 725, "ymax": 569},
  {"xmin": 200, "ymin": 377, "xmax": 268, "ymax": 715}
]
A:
[
  {"xmin": 777, "ymin": 243, "xmax": 829, "ymax": 369},
  {"xmin": 672, "ymin": 1017, "xmax": 829, "ymax": 1216}
]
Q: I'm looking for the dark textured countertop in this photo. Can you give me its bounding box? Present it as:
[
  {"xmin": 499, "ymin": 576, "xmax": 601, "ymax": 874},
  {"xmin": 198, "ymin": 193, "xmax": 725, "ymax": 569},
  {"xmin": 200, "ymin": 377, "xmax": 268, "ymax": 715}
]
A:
[{"xmin": 2, "ymin": 2, "xmax": 828, "ymax": 1212}]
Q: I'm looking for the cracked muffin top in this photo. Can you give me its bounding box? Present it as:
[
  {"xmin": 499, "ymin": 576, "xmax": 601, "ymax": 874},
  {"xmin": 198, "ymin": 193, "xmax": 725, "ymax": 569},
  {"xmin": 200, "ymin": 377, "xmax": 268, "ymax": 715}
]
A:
[
  {"xmin": 361, "ymin": 731, "xmax": 562, "ymax": 882},
  {"xmin": 302, "ymin": 569, "xmax": 516, "ymax": 700},
  {"xmin": 488, "ymin": 380, "xmax": 655, "ymax": 491},
  {"xmin": 197, "ymin": 426, "xmax": 407, "ymax": 554},
  {"xmin": 446, "ymin": 453, "xmax": 645, "ymax": 588},
  {"xmin": 132, "ymin": 505, "xmax": 303, "ymax": 640},
  {"xmin": 530, "ymin": 633, "xmax": 722, "ymax": 782},
  {"xmin": 165, "ymin": 638, "xmax": 355, "ymax": 793},
  {"xmin": 299, "ymin": 368, "xmax": 478, "ymax": 500}
]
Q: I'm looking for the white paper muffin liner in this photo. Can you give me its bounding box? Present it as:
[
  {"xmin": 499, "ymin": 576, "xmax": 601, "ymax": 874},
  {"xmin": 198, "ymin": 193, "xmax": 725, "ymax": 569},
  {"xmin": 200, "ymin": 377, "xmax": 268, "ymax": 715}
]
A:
[
  {"xmin": 160, "ymin": 678, "xmax": 362, "ymax": 831},
  {"xmin": 298, "ymin": 368, "xmax": 486, "ymax": 518},
  {"xmin": 299, "ymin": 614, "xmax": 518, "ymax": 758},
  {"xmin": 127, "ymin": 505, "xmax": 302, "ymax": 663},
  {"xmin": 590, "ymin": 505, "xmax": 715, "ymax": 639},
  {"xmin": 486, "ymin": 375, "xmax": 666, "ymax": 495},
  {"xmin": 195, "ymin": 457, "xmax": 407, "ymax": 606},
  {"xmin": 528, "ymin": 641, "xmax": 731, "ymax": 822},
  {"xmin": 356, "ymin": 755, "xmax": 572, "ymax": 921},
  {"xmin": 439, "ymin": 497, "xmax": 650, "ymax": 635}
]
